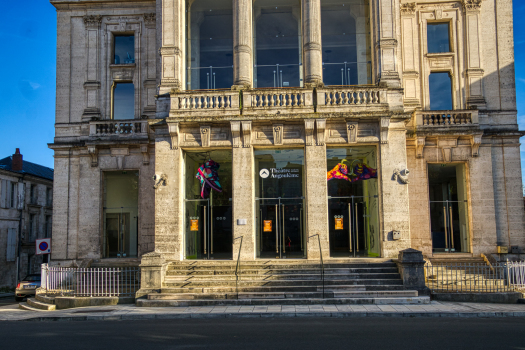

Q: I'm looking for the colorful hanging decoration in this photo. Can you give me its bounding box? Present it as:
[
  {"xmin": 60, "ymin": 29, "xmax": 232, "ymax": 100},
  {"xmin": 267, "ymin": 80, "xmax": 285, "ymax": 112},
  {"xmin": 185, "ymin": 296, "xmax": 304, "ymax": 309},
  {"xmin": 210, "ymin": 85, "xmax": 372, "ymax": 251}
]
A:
[
  {"xmin": 327, "ymin": 159, "xmax": 377, "ymax": 183},
  {"xmin": 196, "ymin": 159, "xmax": 223, "ymax": 198}
]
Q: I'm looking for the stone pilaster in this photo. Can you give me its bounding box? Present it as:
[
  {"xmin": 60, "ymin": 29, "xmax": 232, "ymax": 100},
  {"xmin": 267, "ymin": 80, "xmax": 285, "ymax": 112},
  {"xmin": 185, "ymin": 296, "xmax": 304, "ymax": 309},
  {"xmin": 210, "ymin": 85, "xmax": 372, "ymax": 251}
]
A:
[
  {"xmin": 233, "ymin": 0, "xmax": 253, "ymax": 89},
  {"xmin": 159, "ymin": 0, "xmax": 185, "ymax": 94},
  {"xmin": 232, "ymin": 145, "xmax": 255, "ymax": 260},
  {"xmin": 375, "ymin": 0, "xmax": 401, "ymax": 88},
  {"xmin": 302, "ymin": 0, "xmax": 323, "ymax": 87},
  {"xmin": 305, "ymin": 120, "xmax": 329, "ymax": 260}
]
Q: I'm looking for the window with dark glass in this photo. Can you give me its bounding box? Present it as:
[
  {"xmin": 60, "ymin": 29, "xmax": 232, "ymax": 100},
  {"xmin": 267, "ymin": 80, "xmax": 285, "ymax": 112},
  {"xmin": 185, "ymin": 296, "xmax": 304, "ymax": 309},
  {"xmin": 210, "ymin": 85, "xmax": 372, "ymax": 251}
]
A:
[
  {"xmin": 254, "ymin": 0, "xmax": 302, "ymax": 88},
  {"xmin": 29, "ymin": 214, "xmax": 35, "ymax": 241},
  {"xmin": 321, "ymin": 0, "xmax": 371, "ymax": 86},
  {"xmin": 112, "ymin": 83, "xmax": 135, "ymax": 120},
  {"xmin": 427, "ymin": 23, "xmax": 450, "ymax": 54},
  {"xmin": 30, "ymin": 184, "xmax": 37, "ymax": 205},
  {"xmin": 114, "ymin": 35, "xmax": 135, "ymax": 64},
  {"xmin": 187, "ymin": 0, "xmax": 233, "ymax": 90},
  {"xmin": 46, "ymin": 188, "xmax": 52, "ymax": 207},
  {"xmin": 429, "ymin": 72, "xmax": 453, "ymax": 110},
  {"xmin": 45, "ymin": 215, "xmax": 52, "ymax": 238}
]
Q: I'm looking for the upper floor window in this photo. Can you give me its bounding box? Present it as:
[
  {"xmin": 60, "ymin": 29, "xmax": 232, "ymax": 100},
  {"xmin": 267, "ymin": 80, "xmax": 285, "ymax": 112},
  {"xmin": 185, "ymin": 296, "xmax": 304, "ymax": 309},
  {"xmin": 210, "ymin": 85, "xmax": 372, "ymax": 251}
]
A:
[
  {"xmin": 112, "ymin": 82, "xmax": 135, "ymax": 119},
  {"xmin": 187, "ymin": 0, "xmax": 233, "ymax": 90},
  {"xmin": 10, "ymin": 182, "xmax": 16, "ymax": 208},
  {"xmin": 321, "ymin": 0, "xmax": 371, "ymax": 86},
  {"xmin": 29, "ymin": 214, "xmax": 36, "ymax": 241},
  {"xmin": 254, "ymin": 0, "xmax": 302, "ymax": 88},
  {"xmin": 114, "ymin": 35, "xmax": 135, "ymax": 64},
  {"xmin": 30, "ymin": 184, "xmax": 37, "ymax": 205},
  {"xmin": 427, "ymin": 23, "xmax": 451, "ymax": 54},
  {"xmin": 45, "ymin": 215, "xmax": 52, "ymax": 238},
  {"xmin": 46, "ymin": 188, "xmax": 53, "ymax": 207},
  {"xmin": 429, "ymin": 72, "xmax": 453, "ymax": 110}
]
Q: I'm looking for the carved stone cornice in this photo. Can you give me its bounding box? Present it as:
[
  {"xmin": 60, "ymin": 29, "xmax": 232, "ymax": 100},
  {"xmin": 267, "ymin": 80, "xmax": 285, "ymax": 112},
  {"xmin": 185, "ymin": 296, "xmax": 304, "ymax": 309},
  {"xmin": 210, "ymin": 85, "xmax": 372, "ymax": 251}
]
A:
[
  {"xmin": 304, "ymin": 120, "xmax": 315, "ymax": 146},
  {"xmin": 376, "ymin": 39, "xmax": 398, "ymax": 49},
  {"xmin": 400, "ymin": 3, "xmax": 416, "ymax": 16},
  {"xmin": 462, "ymin": 0, "xmax": 482, "ymax": 12},
  {"xmin": 144, "ymin": 13, "xmax": 156, "ymax": 27},
  {"xmin": 83, "ymin": 15, "xmax": 102, "ymax": 28}
]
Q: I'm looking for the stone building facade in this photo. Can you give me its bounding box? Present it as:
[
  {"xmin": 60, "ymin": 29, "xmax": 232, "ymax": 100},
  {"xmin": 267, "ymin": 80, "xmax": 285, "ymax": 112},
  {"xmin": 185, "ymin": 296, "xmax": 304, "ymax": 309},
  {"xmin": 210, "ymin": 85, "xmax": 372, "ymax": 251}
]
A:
[
  {"xmin": 48, "ymin": 0, "xmax": 524, "ymax": 270},
  {"xmin": 0, "ymin": 149, "xmax": 54, "ymax": 288}
]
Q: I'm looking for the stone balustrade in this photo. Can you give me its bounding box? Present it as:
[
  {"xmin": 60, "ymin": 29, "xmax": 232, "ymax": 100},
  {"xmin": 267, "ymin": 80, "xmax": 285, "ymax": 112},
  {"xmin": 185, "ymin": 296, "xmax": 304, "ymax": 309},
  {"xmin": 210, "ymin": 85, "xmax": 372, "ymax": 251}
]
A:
[
  {"xmin": 416, "ymin": 110, "xmax": 479, "ymax": 127},
  {"xmin": 89, "ymin": 120, "xmax": 148, "ymax": 136},
  {"xmin": 170, "ymin": 90, "xmax": 240, "ymax": 117},
  {"xmin": 242, "ymin": 89, "xmax": 314, "ymax": 115},
  {"xmin": 316, "ymin": 86, "xmax": 387, "ymax": 113}
]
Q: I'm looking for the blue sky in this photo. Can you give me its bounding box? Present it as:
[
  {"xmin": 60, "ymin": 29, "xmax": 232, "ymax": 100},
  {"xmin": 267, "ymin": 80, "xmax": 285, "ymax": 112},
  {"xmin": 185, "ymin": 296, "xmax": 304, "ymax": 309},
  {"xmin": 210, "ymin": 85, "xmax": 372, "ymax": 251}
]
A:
[{"xmin": 0, "ymin": 1, "xmax": 524, "ymax": 188}]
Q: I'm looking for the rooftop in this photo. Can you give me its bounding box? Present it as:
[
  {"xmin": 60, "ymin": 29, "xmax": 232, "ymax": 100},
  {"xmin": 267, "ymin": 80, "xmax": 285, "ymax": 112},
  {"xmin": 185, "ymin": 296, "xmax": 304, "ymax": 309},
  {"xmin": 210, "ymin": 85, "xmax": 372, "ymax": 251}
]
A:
[{"xmin": 0, "ymin": 156, "xmax": 54, "ymax": 181}]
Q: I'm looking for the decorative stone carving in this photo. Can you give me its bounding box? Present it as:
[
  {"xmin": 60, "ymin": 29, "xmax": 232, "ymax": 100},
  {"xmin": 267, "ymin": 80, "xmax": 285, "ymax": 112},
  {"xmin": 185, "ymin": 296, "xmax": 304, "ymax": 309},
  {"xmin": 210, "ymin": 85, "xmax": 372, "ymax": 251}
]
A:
[
  {"xmin": 471, "ymin": 134, "xmax": 482, "ymax": 157},
  {"xmin": 111, "ymin": 148, "xmax": 129, "ymax": 170},
  {"xmin": 87, "ymin": 146, "xmax": 98, "ymax": 167},
  {"xmin": 200, "ymin": 126, "xmax": 211, "ymax": 148},
  {"xmin": 380, "ymin": 117, "xmax": 390, "ymax": 144},
  {"xmin": 144, "ymin": 13, "xmax": 156, "ymax": 26},
  {"xmin": 83, "ymin": 15, "xmax": 102, "ymax": 28},
  {"xmin": 304, "ymin": 120, "xmax": 315, "ymax": 146},
  {"xmin": 462, "ymin": 0, "xmax": 482, "ymax": 12},
  {"xmin": 141, "ymin": 145, "xmax": 150, "ymax": 165},
  {"xmin": 393, "ymin": 169, "xmax": 410, "ymax": 184},
  {"xmin": 273, "ymin": 124, "xmax": 283, "ymax": 146},
  {"xmin": 416, "ymin": 137, "xmax": 425, "ymax": 159},
  {"xmin": 167, "ymin": 122, "xmax": 179, "ymax": 150},
  {"xmin": 400, "ymin": 3, "xmax": 416, "ymax": 16},
  {"xmin": 153, "ymin": 174, "xmax": 168, "ymax": 189},
  {"xmin": 242, "ymin": 121, "xmax": 252, "ymax": 148},
  {"xmin": 316, "ymin": 119, "xmax": 326, "ymax": 146},
  {"xmin": 346, "ymin": 121, "xmax": 358, "ymax": 144},
  {"xmin": 441, "ymin": 148, "xmax": 453, "ymax": 163},
  {"xmin": 231, "ymin": 121, "xmax": 241, "ymax": 148}
]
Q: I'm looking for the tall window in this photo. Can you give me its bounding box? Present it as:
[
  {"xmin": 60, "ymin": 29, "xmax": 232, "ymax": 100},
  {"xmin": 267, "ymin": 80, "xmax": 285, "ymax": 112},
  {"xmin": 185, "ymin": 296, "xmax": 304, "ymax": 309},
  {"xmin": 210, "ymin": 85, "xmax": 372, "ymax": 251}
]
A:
[
  {"xmin": 112, "ymin": 83, "xmax": 135, "ymax": 119},
  {"xmin": 45, "ymin": 215, "xmax": 52, "ymax": 238},
  {"xmin": 29, "ymin": 214, "xmax": 35, "ymax": 241},
  {"xmin": 46, "ymin": 188, "xmax": 53, "ymax": 207},
  {"xmin": 427, "ymin": 23, "xmax": 450, "ymax": 54},
  {"xmin": 429, "ymin": 72, "xmax": 453, "ymax": 110},
  {"xmin": 114, "ymin": 35, "xmax": 135, "ymax": 64},
  {"xmin": 254, "ymin": 0, "xmax": 302, "ymax": 88},
  {"xmin": 187, "ymin": 0, "xmax": 233, "ymax": 90},
  {"xmin": 10, "ymin": 182, "xmax": 16, "ymax": 208},
  {"xmin": 321, "ymin": 0, "xmax": 371, "ymax": 86},
  {"xmin": 30, "ymin": 184, "xmax": 37, "ymax": 205}
]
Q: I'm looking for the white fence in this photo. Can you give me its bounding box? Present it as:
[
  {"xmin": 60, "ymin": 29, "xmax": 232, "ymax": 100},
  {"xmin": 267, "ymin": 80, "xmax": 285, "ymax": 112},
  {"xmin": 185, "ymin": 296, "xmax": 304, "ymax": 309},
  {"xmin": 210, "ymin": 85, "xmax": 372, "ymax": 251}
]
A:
[
  {"xmin": 507, "ymin": 262, "xmax": 525, "ymax": 289},
  {"xmin": 41, "ymin": 264, "xmax": 140, "ymax": 297}
]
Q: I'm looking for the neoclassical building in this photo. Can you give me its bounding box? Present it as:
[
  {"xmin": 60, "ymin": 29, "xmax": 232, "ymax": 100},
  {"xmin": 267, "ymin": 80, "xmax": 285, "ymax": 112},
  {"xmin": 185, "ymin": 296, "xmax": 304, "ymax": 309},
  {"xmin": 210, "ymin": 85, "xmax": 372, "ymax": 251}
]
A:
[{"xmin": 48, "ymin": 0, "xmax": 524, "ymax": 268}]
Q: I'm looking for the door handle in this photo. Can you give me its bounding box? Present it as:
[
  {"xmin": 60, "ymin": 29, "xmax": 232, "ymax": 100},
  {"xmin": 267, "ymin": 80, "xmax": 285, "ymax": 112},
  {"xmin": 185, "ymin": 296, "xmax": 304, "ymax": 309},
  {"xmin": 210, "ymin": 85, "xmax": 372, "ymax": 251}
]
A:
[
  {"xmin": 275, "ymin": 204, "xmax": 279, "ymax": 255},
  {"xmin": 355, "ymin": 203, "xmax": 359, "ymax": 252},
  {"xmin": 204, "ymin": 205, "xmax": 207, "ymax": 255},
  {"xmin": 348, "ymin": 204, "xmax": 353, "ymax": 253},
  {"xmin": 282, "ymin": 204, "xmax": 285, "ymax": 254}
]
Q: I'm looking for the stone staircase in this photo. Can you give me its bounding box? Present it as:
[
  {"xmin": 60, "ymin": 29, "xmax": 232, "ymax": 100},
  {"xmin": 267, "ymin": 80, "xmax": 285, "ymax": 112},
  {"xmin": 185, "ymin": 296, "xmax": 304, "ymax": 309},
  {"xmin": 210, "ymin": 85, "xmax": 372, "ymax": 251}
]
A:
[
  {"xmin": 19, "ymin": 294, "xmax": 56, "ymax": 311},
  {"xmin": 137, "ymin": 260, "xmax": 430, "ymax": 307}
]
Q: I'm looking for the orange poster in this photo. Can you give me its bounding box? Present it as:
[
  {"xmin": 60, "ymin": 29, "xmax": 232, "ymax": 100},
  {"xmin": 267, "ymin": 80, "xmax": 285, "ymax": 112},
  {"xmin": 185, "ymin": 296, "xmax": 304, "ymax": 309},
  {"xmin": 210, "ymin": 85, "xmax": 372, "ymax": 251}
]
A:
[
  {"xmin": 190, "ymin": 219, "xmax": 199, "ymax": 231},
  {"xmin": 263, "ymin": 220, "xmax": 273, "ymax": 232},
  {"xmin": 335, "ymin": 218, "xmax": 344, "ymax": 230}
]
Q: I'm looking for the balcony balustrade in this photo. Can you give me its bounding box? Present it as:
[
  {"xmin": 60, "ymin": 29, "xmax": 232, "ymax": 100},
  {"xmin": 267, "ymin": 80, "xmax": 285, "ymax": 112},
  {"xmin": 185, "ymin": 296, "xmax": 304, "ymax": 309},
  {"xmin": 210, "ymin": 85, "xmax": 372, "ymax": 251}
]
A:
[
  {"xmin": 242, "ymin": 89, "xmax": 314, "ymax": 115},
  {"xmin": 416, "ymin": 110, "xmax": 479, "ymax": 127},
  {"xmin": 316, "ymin": 86, "xmax": 387, "ymax": 113},
  {"xmin": 89, "ymin": 120, "xmax": 148, "ymax": 137},
  {"xmin": 170, "ymin": 90, "xmax": 240, "ymax": 117}
]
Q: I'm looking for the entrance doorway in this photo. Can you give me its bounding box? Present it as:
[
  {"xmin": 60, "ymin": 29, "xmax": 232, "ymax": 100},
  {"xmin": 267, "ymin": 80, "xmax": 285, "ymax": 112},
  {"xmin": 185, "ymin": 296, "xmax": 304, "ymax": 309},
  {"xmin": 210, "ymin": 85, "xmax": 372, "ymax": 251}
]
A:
[
  {"xmin": 429, "ymin": 163, "xmax": 469, "ymax": 253},
  {"xmin": 327, "ymin": 147, "xmax": 380, "ymax": 258},
  {"xmin": 184, "ymin": 150, "xmax": 233, "ymax": 260},
  {"xmin": 255, "ymin": 149, "xmax": 305, "ymax": 259}
]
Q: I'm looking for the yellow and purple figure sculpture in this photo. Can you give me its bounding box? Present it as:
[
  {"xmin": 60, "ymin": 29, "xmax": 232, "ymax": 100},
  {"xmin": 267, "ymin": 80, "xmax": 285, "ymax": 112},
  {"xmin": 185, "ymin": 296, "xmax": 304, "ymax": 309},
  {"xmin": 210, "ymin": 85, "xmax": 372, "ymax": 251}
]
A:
[{"xmin": 327, "ymin": 159, "xmax": 377, "ymax": 183}]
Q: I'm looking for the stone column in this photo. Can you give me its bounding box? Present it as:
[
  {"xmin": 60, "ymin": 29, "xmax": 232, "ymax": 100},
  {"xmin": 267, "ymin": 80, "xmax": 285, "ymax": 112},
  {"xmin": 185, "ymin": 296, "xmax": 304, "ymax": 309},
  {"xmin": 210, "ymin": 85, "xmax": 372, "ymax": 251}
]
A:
[
  {"xmin": 374, "ymin": 0, "xmax": 401, "ymax": 88},
  {"xmin": 232, "ymin": 123, "xmax": 255, "ymax": 260},
  {"xmin": 302, "ymin": 0, "xmax": 323, "ymax": 87},
  {"xmin": 159, "ymin": 0, "xmax": 185, "ymax": 94},
  {"xmin": 305, "ymin": 120, "xmax": 329, "ymax": 260},
  {"xmin": 233, "ymin": 0, "xmax": 253, "ymax": 89},
  {"xmin": 395, "ymin": 248, "xmax": 429, "ymax": 295},
  {"xmin": 463, "ymin": 0, "xmax": 486, "ymax": 108}
]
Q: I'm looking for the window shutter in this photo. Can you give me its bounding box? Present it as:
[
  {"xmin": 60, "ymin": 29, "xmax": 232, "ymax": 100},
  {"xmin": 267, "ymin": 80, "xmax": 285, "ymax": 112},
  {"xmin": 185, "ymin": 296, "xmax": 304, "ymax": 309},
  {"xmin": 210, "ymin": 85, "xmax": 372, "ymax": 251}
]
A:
[
  {"xmin": 0, "ymin": 180, "xmax": 6, "ymax": 208},
  {"xmin": 6, "ymin": 228, "xmax": 17, "ymax": 262},
  {"xmin": 17, "ymin": 182, "xmax": 25, "ymax": 210}
]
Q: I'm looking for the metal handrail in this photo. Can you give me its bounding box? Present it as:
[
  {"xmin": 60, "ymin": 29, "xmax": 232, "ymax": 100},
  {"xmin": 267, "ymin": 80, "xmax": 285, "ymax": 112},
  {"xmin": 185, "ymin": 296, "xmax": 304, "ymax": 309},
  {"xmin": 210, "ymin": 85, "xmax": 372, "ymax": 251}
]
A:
[
  {"xmin": 309, "ymin": 234, "xmax": 324, "ymax": 298},
  {"xmin": 234, "ymin": 236, "xmax": 244, "ymax": 299}
]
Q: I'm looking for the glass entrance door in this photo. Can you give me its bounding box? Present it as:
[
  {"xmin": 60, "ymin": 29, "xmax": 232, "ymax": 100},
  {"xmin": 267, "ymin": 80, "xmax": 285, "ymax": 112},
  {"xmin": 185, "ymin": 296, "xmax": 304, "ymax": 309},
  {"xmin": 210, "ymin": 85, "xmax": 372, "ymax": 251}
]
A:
[
  {"xmin": 255, "ymin": 149, "xmax": 306, "ymax": 259},
  {"xmin": 185, "ymin": 151, "xmax": 233, "ymax": 260},
  {"xmin": 327, "ymin": 147, "xmax": 380, "ymax": 258}
]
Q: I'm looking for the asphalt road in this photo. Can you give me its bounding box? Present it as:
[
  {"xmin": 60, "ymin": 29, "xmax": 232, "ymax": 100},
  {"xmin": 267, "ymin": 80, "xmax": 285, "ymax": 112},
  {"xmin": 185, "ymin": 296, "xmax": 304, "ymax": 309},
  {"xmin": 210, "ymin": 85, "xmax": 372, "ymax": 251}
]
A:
[
  {"xmin": 1, "ymin": 317, "xmax": 525, "ymax": 350},
  {"xmin": 0, "ymin": 296, "xmax": 17, "ymax": 306}
]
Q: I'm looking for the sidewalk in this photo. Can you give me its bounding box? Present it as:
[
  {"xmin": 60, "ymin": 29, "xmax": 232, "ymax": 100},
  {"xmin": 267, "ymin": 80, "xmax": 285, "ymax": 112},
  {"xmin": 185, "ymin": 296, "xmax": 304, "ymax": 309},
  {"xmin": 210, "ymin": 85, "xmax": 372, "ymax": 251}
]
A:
[{"xmin": 2, "ymin": 301, "xmax": 525, "ymax": 321}]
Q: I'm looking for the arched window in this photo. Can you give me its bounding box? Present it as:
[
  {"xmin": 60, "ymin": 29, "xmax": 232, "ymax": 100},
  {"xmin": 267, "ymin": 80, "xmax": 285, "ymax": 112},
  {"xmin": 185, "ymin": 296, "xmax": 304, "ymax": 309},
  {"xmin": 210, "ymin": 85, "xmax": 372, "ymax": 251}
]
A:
[
  {"xmin": 429, "ymin": 72, "xmax": 453, "ymax": 110},
  {"xmin": 254, "ymin": 0, "xmax": 302, "ymax": 88},
  {"xmin": 187, "ymin": 0, "xmax": 233, "ymax": 90},
  {"xmin": 321, "ymin": 0, "xmax": 371, "ymax": 86}
]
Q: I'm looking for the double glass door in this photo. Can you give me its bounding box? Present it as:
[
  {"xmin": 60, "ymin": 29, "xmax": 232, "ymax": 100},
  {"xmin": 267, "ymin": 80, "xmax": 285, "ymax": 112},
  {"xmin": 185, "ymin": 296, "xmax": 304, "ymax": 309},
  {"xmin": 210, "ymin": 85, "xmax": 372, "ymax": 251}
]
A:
[
  {"xmin": 184, "ymin": 151, "xmax": 233, "ymax": 260},
  {"xmin": 255, "ymin": 149, "xmax": 306, "ymax": 259}
]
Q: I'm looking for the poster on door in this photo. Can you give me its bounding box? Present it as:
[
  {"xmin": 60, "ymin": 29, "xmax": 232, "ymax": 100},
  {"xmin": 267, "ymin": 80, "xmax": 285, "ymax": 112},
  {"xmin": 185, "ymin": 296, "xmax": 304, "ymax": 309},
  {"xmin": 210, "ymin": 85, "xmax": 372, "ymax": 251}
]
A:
[
  {"xmin": 263, "ymin": 220, "xmax": 273, "ymax": 232},
  {"xmin": 335, "ymin": 218, "xmax": 344, "ymax": 230},
  {"xmin": 190, "ymin": 219, "xmax": 199, "ymax": 231}
]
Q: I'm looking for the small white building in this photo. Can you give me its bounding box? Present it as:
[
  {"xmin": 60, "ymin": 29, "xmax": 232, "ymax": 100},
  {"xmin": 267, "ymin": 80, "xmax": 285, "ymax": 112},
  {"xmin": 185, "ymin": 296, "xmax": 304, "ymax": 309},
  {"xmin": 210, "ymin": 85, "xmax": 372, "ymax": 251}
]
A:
[{"xmin": 0, "ymin": 149, "xmax": 53, "ymax": 288}]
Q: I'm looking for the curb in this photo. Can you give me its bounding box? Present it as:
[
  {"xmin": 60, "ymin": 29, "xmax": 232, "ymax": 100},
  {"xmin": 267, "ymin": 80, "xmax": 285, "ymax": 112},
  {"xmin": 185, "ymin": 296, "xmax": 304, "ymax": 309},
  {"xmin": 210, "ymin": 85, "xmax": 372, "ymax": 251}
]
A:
[{"xmin": 3, "ymin": 311, "xmax": 525, "ymax": 322}]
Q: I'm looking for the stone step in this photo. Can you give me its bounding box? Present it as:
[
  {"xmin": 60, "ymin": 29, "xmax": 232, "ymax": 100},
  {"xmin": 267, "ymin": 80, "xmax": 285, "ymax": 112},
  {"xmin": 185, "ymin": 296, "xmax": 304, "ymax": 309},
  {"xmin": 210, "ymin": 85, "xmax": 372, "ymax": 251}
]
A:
[
  {"xmin": 159, "ymin": 284, "xmax": 407, "ymax": 294},
  {"xmin": 137, "ymin": 296, "xmax": 430, "ymax": 307},
  {"xmin": 166, "ymin": 268, "xmax": 399, "ymax": 276},
  {"xmin": 164, "ymin": 273, "xmax": 401, "ymax": 281},
  {"xmin": 27, "ymin": 298, "xmax": 56, "ymax": 311},
  {"xmin": 167, "ymin": 263, "xmax": 397, "ymax": 270},
  {"xmin": 163, "ymin": 279, "xmax": 403, "ymax": 288},
  {"xmin": 19, "ymin": 302, "xmax": 43, "ymax": 312},
  {"xmin": 35, "ymin": 294, "xmax": 55, "ymax": 304}
]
